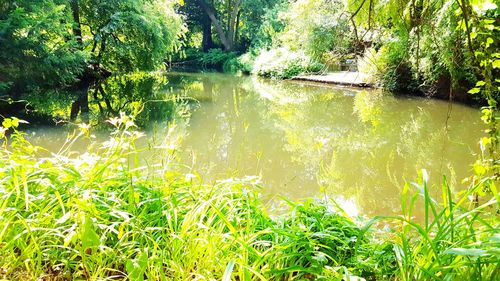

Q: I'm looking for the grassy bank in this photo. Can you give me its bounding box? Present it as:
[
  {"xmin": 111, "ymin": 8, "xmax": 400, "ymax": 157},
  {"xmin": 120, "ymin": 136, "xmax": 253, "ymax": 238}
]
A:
[{"xmin": 0, "ymin": 116, "xmax": 498, "ymax": 280}]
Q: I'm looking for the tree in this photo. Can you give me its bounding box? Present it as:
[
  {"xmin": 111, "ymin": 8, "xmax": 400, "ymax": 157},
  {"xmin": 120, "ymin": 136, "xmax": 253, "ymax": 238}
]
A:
[
  {"xmin": 0, "ymin": 0, "xmax": 86, "ymax": 97},
  {"xmin": 180, "ymin": 0, "xmax": 281, "ymax": 52},
  {"xmin": 196, "ymin": 0, "xmax": 242, "ymax": 51},
  {"xmin": 179, "ymin": 0, "xmax": 214, "ymax": 51},
  {"xmin": 0, "ymin": 0, "xmax": 185, "ymax": 119}
]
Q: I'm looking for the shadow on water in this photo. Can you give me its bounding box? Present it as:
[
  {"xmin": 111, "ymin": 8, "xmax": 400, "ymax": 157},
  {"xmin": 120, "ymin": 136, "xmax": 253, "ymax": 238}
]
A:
[{"xmin": 11, "ymin": 72, "xmax": 182, "ymax": 129}]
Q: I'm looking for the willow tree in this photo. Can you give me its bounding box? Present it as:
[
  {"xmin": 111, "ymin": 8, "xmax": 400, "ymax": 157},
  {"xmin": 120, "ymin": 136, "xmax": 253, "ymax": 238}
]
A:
[
  {"xmin": 0, "ymin": 0, "xmax": 185, "ymax": 119},
  {"xmin": 344, "ymin": 0, "xmax": 495, "ymax": 99},
  {"xmin": 0, "ymin": 0, "xmax": 86, "ymax": 97}
]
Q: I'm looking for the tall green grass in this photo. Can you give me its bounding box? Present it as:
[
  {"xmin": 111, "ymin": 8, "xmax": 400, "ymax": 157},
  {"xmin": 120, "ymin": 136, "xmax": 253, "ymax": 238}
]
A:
[
  {"xmin": 0, "ymin": 116, "xmax": 497, "ymax": 280},
  {"xmin": 378, "ymin": 172, "xmax": 499, "ymax": 280}
]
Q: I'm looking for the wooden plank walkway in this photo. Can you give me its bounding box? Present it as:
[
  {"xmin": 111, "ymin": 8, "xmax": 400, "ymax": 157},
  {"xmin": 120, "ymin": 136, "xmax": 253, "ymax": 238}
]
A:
[{"xmin": 292, "ymin": 72, "xmax": 372, "ymax": 87}]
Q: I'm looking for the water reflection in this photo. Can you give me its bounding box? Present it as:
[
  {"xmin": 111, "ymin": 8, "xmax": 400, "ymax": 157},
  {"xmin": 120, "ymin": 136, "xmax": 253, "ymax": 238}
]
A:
[
  {"xmin": 172, "ymin": 72, "xmax": 481, "ymax": 216},
  {"xmin": 27, "ymin": 72, "xmax": 482, "ymax": 217},
  {"xmin": 27, "ymin": 72, "xmax": 178, "ymax": 126}
]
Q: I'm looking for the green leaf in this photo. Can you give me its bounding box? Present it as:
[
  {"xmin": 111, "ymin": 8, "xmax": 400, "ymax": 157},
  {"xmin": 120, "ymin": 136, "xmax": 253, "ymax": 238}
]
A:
[
  {"xmin": 476, "ymin": 81, "xmax": 486, "ymax": 87},
  {"xmin": 468, "ymin": 88, "xmax": 481, "ymax": 94},
  {"xmin": 2, "ymin": 119, "xmax": 12, "ymax": 129},
  {"xmin": 493, "ymin": 59, "xmax": 500, "ymax": 69},
  {"xmin": 222, "ymin": 260, "xmax": 236, "ymax": 281},
  {"xmin": 126, "ymin": 251, "xmax": 148, "ymax": 281},
  {"xmin": 444, "ymin": 248, "xmax": 489, "ymax": 257},
  {"xmin": 2, "ymin": 117, "xmax": 27, "ymax": 129},
  {"xmin": 473, "ymin": 161, "xmax": 487, "ymax": 175},
  {"xmin": 485, "ymin": 37, "xmax": 494, "ymax": 48},
  {"xmin": 81, "ymin": 215, "xmax": 100, "ymax": 250},
  {"xmin": 11, "ymin": 117, "xmax": 19, "ymax": 128}
]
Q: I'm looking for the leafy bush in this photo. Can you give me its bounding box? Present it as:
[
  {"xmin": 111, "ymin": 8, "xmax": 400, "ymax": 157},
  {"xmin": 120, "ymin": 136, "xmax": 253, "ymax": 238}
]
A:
[
  {"xmin": 377, "ymin": 43, "xmax": 421, "ymax": 95},
  {"xmin": 276, "ymin": 0, "xmax": 350, "ymax": 60},
  {"xmin": 223, "ymin": 52, "xmax": 256, "ymax": 74},
  {"xmin": 357, "ymin": 48, "xmax": 385, "ymax": 85},
  {"xmin": 197, "ymin": 49, "xmax": 237, "ymax": 70},
  {"xmin": 253, "ymin": 48, "xmax": 324, "ymax": 79},
  {"xmin": 251, "ymin": 1, "xmax": 289, "ymax": 50}
]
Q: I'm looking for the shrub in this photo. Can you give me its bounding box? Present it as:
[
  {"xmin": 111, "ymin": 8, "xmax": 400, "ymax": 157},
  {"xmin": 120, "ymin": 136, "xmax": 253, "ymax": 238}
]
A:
[
  {"xmin": 197, "ymin": 49, "xmax": 237, "ymax": 70},
  {"xmin": 252, "ymin": 48, "xmax": 324, "ymax": 79},
  {"xmin": 224, "ymin": 52, "xmax": 256, "ymax": 74},
  {"xmin": 357, "ymin": 48, "xmax": 385, "ymax": 85},
  {"xmin": 377, "ymin": 44, "xmax": 420, "ymax": 95},
  {"xmin": 276, "ymin": 0, "xmax": 350, "ymax": 61}
]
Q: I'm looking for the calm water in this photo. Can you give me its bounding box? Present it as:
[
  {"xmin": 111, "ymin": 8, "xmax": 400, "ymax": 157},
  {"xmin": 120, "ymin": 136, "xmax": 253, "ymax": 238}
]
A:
[{"xmin": 28, "ymin": 72, "xmax": 482, "ymax": 216}]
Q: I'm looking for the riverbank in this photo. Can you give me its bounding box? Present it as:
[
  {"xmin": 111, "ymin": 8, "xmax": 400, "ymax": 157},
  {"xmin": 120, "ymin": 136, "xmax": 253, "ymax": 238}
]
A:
[{"xmin": 292, "ymin": 71, "xmax": 373, "ymax": 88}]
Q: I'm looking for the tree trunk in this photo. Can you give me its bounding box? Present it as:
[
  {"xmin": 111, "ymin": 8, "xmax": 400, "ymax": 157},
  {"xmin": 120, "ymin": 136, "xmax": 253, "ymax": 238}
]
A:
[
  {"xmin": 234, "ymin": 10, "xmax": 241, "ymax": 44},
  {"xmin": 70, "ymin": 87, "xmax": 89, "ymax": 121},
  {"xmin": 70, "ymin": 0, "xmax": 83, "ymax": 47},
  {"xmin": 98, "ymin": 84, "xmax": 117, "ymax": 116},
  {"xmin": 197, "ymin": 0, "xmax": 241, "ymax": 51},
  {"xmin": 201, "ymin": 13, "xmax": 214, "ymax": 51},
  {"xmin": 198, "ymin": 0, "xmax": 230, "ymax": 50},
  {"xmin": 226, "ymin": 0, "xmax": 241, "ymax": 51},
  {"xmin": 69, "ymin": 0, "xmax": 88, "ymax": 121}
]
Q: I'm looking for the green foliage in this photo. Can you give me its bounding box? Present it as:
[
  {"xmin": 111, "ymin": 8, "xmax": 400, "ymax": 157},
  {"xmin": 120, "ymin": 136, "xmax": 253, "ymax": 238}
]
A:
[
  {"xmin": 196, "ymin": 48, "xmax": 238, "ymax": 70},
  {"xmin": 179, "ymin": 0, "xmax": 283, "ymax": 52},
  {"xmin": 0, "ymin": 0, "xmax": 87, "ymax": 94},
  {"xmin": 237, "ymin": 0, "xmax": 286, "ymax": 49},
  {"xmin": 378, "ymin": 43, "xmax": 421, "ymax": 95},
  {"xmin": 246, "ymin": 0, "xmax": 352, "ymax": 70},
  {"xmin": 0, "ymin": 0, "xmax": 185, "ymax": 96},
  {"xmin": 466, "ymin": 1, "xmax": 499, "ymax": 192},
  {"xmin": 269, "ymin": 201, "xmax": 396, "ymax": 279},
  {"xmin": 277, "ymin": 0, "xmax": 351, "ymax": 62},
  {"xmin": 82, "ymin": 0, "xmax": 185, "ymax": 72},
  {"xmin": 381, "ymin": 171, "xmax": 499, "ymax": 280},
  {"xmin": 250, "ymin": 1, "xmax": 289, "ymax": 49},
  {"xmin": 235, "ymin": 0, "xmax": 496, "ymax": 103},
  {"xmin": 253, "ymin": 48, "xmax": 324, "ymax": 79},
  {"xmin": 222, "ymin": 53, "xmax": 256, "ymax": 74}
]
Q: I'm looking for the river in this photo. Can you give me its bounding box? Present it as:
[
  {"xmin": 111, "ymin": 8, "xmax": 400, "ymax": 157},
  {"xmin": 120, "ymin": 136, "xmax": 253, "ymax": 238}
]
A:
[{"xmin": 26, "ymin": 71, "xmax": 482, "ymax": 217}]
